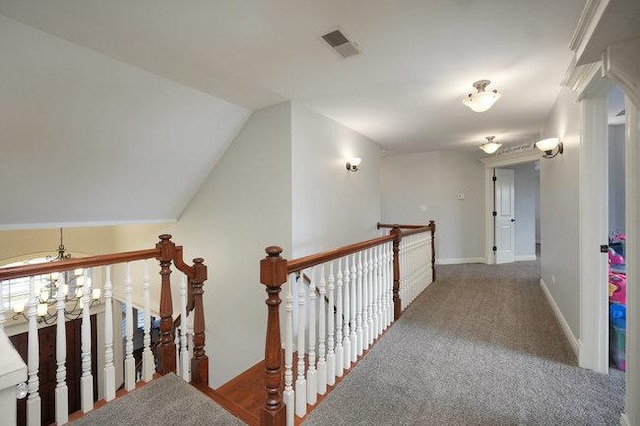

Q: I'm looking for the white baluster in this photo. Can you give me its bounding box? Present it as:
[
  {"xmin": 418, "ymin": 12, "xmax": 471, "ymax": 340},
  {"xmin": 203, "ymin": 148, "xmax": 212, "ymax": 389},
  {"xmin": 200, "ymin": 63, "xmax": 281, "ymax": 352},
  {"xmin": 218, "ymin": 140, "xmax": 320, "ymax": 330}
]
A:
[
  {"xmin": 359, "ymin": 251, "xmax": 367, "ymax": 354},
  {"xmin": 372, "ymin": 246, "xmax": 380, "ymax": 338},
  {"xmin": 335, "ymin": 258, "xmax": 344, "ymax": 377},
  {"xmin": 0, "ymin": 280, "xmax": 5, "ymax": 330},
  {"xmin": 141, "ymin": 261, "xmax": 155, "ymax": 382},
  {"xmin": 124, "ymin": 264, "xmax": 135, "ymax": 391},
  {"xmin": 326, "ymin": 261, "xmax": 336, "ymax": 386},
  {"xmin": 378, "ymin": 244, "xmax": 387, "ymax": 333},
  {"xmin": 174, "ymin": 332, "xmax": 180, "ymax": 378},
  {"xmin": 295, "ymin": 272, "xmax": 307, "ymax": 417},
  {"xmin": 26, "ymin": 276, "xmax": 41, "ymax": 426},
  {"xmin": 387, "ymin": 242, "xmax": 394, "ymax": 327},
  {"xmin": 367, "ymin": 248, "xmax": 374, "ymax": 345},
  {"xmin": 317, "ymin": 265, "xmax": 327, "ymax": 395},
  {"xmin": 103, "ymin": 266, "xmax": 116, "ymax": 401},
  {"xmin": 180, "ymin": 275, "xmax": 189, "ymax": 380},
  {"xmin": 342, "ymin": 258, "xmax": 351, "ymax": 369},
  {"xmin": 80, "ymin": 269, "xmax": 94, "ymax": 412},
  {"xmin": 283, "ymin": 274, "xmax": 294, "ymax": 426},
  {"xmin": 307, "ymin": 268, "xmax": 317, "ymax": 405},
  {"xmin": 55, "ymin": 274, "xmax": 69, "ymax": 425},
  {"xmin": 349, "ymin": 255, "xmax": 357, "ymax": 363}
]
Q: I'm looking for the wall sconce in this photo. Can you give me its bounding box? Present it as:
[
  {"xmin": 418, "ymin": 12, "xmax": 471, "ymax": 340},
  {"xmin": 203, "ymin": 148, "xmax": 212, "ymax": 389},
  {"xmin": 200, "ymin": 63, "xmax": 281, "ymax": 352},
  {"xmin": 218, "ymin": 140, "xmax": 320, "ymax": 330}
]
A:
[
  {"xmin": 535, "ymin": 137, "xmax": 563, "ymax": 159},
  {"xmin": 346, "ymin": 157, "xmax": 361, "ymax": 172}
]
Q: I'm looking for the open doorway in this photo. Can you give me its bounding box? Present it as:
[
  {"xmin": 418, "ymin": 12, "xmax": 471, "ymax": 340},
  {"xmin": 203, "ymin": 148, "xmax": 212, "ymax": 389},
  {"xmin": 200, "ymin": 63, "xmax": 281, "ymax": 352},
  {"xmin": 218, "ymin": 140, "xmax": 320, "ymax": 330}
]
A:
[
  {"xmin": 607, "ymin": 85, "xmax": 626, "ymax": 375},
  {"xmin": 493, "ymin": 163, "xmax": 540, "ymax": 264},
  {"xmin": 482, "ymin": 152, "xmax": 542, "ymax": 266}
]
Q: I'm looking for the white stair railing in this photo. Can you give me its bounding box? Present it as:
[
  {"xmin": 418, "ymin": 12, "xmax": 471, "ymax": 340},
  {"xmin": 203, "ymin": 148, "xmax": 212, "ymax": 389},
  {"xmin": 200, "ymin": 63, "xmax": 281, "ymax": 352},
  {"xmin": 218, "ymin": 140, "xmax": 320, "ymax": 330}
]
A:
[{"xmin": 260, "ymin": 223, "xmax": 436, "ymax": 425}]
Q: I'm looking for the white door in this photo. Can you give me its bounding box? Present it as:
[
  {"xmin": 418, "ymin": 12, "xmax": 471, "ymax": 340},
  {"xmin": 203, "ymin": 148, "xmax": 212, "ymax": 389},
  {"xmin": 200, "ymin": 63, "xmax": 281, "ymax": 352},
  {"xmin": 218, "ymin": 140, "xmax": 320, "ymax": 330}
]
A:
[{"xmin": 495, "ymin": 168, "xmax": 516, "ymax": 264}]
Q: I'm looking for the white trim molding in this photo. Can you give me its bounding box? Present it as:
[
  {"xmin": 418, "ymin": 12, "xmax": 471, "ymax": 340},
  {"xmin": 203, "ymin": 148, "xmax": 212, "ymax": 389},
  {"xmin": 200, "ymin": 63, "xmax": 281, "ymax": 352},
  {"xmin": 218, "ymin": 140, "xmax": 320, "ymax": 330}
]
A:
[
  {"xmin": 540, "ymin": 279, "xmax": 580, "ymax": 357},
  {"xmin": 435, "ymin": 257, "xmax": 484, "ymax": 266},
  {"xmin": 515, "ymin": 255, "xmax": 537, "ymax": 261},
  {"xmin": 603, "ymin": 38, "xmax": 640, "ymax": 108},
  {"xmin": 568, "ymin": 0, "xmax": 604, "ymax": 53}
]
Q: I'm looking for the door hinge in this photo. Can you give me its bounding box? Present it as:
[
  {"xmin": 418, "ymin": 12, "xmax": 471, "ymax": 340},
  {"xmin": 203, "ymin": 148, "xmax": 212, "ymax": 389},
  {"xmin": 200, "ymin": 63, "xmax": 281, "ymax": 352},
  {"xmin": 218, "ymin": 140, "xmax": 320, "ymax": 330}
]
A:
[
  {"xmin": 492, "ymin": 246, "xmax": 497, "ymax": 251},
  {"xmin": 492, "ymin": 176, "xmax": 497, "ymax": 182},
  {"xmin": 600, "ymin": 245, "xmax": 609, "ymax": 253},
  {"xmin": 492, "ymin": 211, "xmax": 497, "ymax": 216}
]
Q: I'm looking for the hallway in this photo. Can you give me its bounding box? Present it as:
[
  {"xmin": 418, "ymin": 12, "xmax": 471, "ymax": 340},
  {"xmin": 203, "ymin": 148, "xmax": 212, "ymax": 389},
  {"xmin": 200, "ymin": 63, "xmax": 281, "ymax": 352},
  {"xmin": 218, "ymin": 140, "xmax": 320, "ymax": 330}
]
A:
[{"xmin": 304, "ymin": 262, "xmax": 624, "ymax": 425}]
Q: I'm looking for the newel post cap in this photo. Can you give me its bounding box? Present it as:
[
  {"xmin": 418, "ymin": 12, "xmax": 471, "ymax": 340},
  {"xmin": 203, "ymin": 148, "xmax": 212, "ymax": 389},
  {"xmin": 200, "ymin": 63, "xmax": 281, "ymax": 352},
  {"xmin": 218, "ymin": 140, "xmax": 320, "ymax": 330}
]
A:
[{"xmin": 261, "ymin": 246, "xmax": 287, "ymax": 288}]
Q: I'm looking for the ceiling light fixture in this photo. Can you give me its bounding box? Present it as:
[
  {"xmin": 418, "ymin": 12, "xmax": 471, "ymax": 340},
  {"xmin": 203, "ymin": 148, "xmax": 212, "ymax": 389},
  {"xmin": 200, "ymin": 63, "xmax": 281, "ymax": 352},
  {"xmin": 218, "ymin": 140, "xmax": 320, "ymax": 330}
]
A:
[
  {"xmin": 462, "ymin": 80, "xmax": 501, "ymax": 113},
  {"xmin": 535, "ymin": 137, "xmax": 563, "ymax": 159},
  {"xmin": 479, "ymin": 136, "xmax": 502, "ymax": 154},
  {"xmin": 346, "ymin": 157, "xmax": 361, "ymax": 172}
]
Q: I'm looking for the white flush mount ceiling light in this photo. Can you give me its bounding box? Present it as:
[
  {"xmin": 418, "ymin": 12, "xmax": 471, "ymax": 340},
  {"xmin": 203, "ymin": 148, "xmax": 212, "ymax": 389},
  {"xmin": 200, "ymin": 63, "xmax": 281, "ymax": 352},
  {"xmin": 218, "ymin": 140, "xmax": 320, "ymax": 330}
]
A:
[
  {"xmin": 479, "ymin": 136, "xmax": 502, "ymax": 154},
  {"xmin": 535, "ymin": 137, "xmax": 563, "ymax": 159},
  {"xmin": 462, "ymin": 80, "xmax": 502, "ymax": 113}
]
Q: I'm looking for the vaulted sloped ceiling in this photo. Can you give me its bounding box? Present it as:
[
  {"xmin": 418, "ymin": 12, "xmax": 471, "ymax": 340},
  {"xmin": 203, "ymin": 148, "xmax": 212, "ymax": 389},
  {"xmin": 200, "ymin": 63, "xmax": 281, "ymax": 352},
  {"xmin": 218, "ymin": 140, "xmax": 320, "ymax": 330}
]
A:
[{"xmin": 0, "ymin": 15, "xmax": 250, "ymax": 229}]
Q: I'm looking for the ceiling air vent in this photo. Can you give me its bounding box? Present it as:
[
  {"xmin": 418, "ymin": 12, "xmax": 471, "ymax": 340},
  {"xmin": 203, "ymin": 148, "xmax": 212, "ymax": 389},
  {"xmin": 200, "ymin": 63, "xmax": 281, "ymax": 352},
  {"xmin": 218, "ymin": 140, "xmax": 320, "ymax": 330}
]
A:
[{"xmin": 321, "ymin": 28, "xmax": 360, "ymax": 59}]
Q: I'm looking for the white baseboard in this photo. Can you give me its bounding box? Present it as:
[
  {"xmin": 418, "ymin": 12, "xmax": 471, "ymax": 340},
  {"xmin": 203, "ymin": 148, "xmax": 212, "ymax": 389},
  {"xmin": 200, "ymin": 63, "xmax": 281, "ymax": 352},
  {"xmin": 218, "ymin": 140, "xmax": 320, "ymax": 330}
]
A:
[
  {"xmin": 539, "ymin": 278, "xmax": 580, "ymax": 357},
  {"xmin": 620, "ymin": 414, "xmax": 629, "ymax": 426},
  {"xmin": 515, "ymin": 255, "xmax": 537, "ymax": 261},
  {"xmin": 436, "ymin": 257, "xmax": 484, "ymax": 265}
]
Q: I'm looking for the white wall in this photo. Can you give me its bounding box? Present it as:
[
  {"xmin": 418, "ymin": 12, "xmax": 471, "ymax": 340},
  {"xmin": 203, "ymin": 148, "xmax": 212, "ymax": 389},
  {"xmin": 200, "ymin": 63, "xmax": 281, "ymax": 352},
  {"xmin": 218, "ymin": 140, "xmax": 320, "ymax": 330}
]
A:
[
  {"xmin": 380, "ymin": 150, "xmax": 484, "ymax": 263},
  {"xmin": 540, "ymin": 87, "xmax": 581, "ymax": 340},
  {"xmin": 609, "ymin": 124, "xmax": 625, "ymax": 235},
  {"xmin": 0, "ymin": 15, "xmax": 249, "ymax": 229},
  {"xmin": 172, "ymin": 102, "xmax": 293, "ymax": 387},
  {"xmin": 291, "ymin": 102, "xmax": 381, "ymax": 257},
  {"xmin": 513, "ymin": 163, "xmax": 537, "ymax": 259}
]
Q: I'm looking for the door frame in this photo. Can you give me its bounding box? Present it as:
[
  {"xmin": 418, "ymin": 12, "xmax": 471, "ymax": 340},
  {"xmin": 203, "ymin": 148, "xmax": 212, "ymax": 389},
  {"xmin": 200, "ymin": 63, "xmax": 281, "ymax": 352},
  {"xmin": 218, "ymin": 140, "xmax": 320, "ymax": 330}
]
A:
[{"xmin": 481, "ymin": 151, "xmax": 541, "ymax": 264}]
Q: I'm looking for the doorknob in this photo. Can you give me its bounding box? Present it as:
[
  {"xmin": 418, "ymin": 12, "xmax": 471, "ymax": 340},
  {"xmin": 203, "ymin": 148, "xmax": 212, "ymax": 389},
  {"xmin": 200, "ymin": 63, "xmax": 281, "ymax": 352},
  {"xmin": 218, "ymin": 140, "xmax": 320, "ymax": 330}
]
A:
[{"xmin": 510, "ymin": 218, "xmax": 516, "ymax": 222}]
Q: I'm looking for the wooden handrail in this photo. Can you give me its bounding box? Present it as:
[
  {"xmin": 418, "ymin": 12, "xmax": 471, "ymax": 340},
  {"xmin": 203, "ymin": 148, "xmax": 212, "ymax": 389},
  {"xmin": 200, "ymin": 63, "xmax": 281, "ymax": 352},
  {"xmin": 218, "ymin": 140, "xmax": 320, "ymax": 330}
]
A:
[
  {"xmin": 260, "ymin": 221, "xmax": 436, "ymax": 426},
  {"xmin": 0, "ymin": 248, "xmax": 161, "ymax": 281},
  {"xmin": 1, "ymin": 234, "xmax": 209, "ymax": 388},
  {"xmin": 377, "ymin": 222, "xmax": 424, "ymax": 229},
  {"xmin": 287, "ymin": 234, "xmax": 395, "ymax": 274}
]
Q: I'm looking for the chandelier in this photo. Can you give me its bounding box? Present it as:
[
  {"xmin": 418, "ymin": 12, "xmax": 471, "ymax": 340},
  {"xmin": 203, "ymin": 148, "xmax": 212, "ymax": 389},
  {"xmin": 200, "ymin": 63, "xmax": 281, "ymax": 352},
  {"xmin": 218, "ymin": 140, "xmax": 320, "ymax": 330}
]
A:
[{"xmin": 13, "ymin": 228, "xmax": 101, "ymax": 324}]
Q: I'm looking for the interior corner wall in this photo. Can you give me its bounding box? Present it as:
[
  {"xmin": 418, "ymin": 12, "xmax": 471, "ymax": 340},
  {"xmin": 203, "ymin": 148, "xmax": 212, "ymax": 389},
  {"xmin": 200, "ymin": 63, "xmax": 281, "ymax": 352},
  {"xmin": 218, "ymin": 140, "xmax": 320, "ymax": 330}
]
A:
[
  {"xmin": 380, "ymin": 150, "xmax": 484, "ymax": 263},
  {"xmin": 609, "ymin": 124, "xmax": 625, "ymax": 235},
  {"xmin": 291, "ymin": 102, "xmax": 381, "ymax": 257},
  {"xmin": 513, "ymin": 163, "xmax": 537, "ymax": 258},
  {"xmin": 171, "ymin": 102, "xmax": 293, "ymax": 387},
  {"xmin": 539, "ymin": 86, "xmax": 581, "ymax": 340}
]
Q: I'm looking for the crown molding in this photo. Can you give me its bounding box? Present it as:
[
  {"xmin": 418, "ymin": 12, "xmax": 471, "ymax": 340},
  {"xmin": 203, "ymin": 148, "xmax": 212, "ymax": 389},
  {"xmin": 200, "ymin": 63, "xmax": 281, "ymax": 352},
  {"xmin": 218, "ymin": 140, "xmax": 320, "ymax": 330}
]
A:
[
  {"xmin": 562, "ymin": 60, "xmax": 604, "ymax": 97},
  {"xmin": 602, "ymin": 37, "xmax": 640, "ymax": 108},
  {"xmin": 569, "ymin": 0, "xmax": 605, "ymax": 52}
]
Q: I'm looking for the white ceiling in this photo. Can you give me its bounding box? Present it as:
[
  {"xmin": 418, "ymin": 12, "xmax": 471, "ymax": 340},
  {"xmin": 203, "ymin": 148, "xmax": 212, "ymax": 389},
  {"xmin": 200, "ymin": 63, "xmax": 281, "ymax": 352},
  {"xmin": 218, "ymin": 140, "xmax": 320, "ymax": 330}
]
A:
[{"xmin": 0, "ymin": 0, "xmax": 586, "ymax": 154}]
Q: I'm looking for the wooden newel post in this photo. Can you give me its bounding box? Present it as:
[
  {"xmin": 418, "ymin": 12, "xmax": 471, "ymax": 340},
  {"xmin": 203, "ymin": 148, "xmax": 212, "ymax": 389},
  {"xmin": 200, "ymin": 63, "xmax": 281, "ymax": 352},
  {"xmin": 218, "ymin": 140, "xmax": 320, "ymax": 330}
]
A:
[
  {"xmin": 429, "ymin": 220, "xmax": 436, "ymax": 282},
  {"xmin": 156, "ymin": 234, "xmax": 176, "ymax": 375},
  {"xmin": 191, "ymin": 258, "xmax": 209, "ymax": 387},
  {"xmin": 260, "ymin": 246, "xmax": 287, "ymax": 426},
  {"xmin": 390, "ymin": 227, "xmax": 402, "ymax": 320}
]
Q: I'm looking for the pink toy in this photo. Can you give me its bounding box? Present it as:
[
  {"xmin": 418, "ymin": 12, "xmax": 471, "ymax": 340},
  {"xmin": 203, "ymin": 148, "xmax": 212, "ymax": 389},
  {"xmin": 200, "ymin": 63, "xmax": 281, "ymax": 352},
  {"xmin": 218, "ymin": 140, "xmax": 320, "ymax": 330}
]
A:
[
  {"xmin": 609, "ymin": 273, "xmax": 627, "ymax": 304},
  {"xmin": 609, "ymin": 248, "xmax": 625, "ymax": 265}
]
